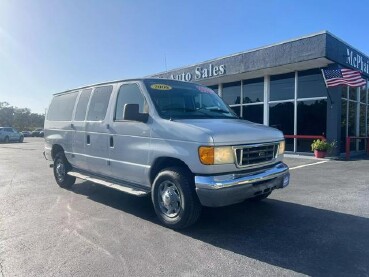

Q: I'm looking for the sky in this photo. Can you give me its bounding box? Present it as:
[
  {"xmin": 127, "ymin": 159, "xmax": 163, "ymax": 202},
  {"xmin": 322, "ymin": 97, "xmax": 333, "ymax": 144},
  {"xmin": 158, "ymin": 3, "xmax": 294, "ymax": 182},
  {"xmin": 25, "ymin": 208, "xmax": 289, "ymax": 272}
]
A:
[{"xmin": 0, "ymin": 0, "xmax": 368, "ymax": 114}]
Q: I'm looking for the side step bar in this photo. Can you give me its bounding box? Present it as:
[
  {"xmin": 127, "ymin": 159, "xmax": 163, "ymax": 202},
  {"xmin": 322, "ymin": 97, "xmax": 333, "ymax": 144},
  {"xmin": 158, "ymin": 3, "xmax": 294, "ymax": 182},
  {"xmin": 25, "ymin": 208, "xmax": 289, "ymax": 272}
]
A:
[{"xmin": 68, "ymin": 171, "xmax": 149, "ymax": 197}]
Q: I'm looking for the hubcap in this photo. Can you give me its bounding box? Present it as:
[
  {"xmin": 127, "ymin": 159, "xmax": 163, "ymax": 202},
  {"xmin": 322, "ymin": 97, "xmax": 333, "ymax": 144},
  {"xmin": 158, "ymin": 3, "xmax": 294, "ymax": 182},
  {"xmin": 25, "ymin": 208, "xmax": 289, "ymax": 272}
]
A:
[
  {"xmin": 55, "ymin": 159, "xmax": 66, "ymax": 182},
  {"xmin": 158, "ymin": 180, "xmax": 181, "ymax": 218}
]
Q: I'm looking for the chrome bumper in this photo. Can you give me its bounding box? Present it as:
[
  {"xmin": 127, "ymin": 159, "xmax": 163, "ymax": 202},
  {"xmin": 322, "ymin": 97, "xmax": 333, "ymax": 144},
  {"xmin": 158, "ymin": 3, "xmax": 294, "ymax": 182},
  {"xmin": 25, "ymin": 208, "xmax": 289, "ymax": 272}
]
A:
[{"xmin": 194, "ymin": 162, "xmax": 289, "ymax": 207}]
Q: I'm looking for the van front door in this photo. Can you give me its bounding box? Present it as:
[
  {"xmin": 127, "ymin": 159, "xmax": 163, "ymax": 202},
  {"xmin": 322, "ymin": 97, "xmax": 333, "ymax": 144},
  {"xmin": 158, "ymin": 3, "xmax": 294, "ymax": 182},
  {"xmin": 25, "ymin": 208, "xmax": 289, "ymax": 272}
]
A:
[
  {"xmin": 84, "ymin": 85, "xmax": 113, "ymax": 177},
  {"xmin": 108, "ymin": 82, "xmax": 150, "ymax": 187}
]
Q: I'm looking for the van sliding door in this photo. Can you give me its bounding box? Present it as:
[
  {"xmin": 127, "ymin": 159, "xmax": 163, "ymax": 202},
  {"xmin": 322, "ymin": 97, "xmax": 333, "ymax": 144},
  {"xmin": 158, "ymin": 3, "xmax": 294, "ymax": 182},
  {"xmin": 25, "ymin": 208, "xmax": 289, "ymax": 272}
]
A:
[{"xmin": 84, "ymin": 86, "xmax": 113, "ymax": 177}]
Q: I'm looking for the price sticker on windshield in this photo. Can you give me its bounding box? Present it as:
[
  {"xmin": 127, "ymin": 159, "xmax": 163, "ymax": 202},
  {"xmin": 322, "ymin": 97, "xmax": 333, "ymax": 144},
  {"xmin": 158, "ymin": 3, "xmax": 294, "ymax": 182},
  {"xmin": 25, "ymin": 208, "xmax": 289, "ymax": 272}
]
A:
[{"xmin": 151, "ymin": 84, "xmax": 172, "ymax": 91}]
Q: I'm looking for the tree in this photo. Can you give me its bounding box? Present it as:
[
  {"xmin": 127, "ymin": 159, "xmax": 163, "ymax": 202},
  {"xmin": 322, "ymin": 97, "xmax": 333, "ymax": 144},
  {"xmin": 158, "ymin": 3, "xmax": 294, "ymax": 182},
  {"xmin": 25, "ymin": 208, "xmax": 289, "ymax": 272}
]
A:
[{"xmin": 0, "ymin": 102, "xmax": 45, "ymax": 130}]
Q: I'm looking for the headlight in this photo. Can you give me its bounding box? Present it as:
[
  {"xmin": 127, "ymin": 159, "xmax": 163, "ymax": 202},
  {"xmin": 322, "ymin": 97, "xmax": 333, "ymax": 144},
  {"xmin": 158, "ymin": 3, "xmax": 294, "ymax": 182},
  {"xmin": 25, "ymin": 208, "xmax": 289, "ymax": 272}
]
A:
[
  {"xmin": 278, "ymin": 140, "xmax": 285, "ymax": 155},
  {"xmin": 199, "ymin": 146, "xmax": 234, "ymax": 165}
]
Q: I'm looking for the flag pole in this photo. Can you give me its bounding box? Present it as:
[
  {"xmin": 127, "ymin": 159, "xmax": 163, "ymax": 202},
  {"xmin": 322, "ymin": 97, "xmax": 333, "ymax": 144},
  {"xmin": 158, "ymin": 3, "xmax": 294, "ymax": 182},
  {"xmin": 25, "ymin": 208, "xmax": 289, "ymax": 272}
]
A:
[{"xmin": 321, "ymin": 68, "xmax": 334, "ymax": 108}]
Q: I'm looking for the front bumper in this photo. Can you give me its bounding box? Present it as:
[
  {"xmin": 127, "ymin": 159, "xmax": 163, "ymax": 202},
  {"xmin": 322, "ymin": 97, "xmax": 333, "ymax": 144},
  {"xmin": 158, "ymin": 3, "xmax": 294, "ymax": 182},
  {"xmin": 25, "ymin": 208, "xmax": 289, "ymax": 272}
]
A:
[{"xmin": 195, "ymin": 162, "xmax": 289, "ymax": 207}]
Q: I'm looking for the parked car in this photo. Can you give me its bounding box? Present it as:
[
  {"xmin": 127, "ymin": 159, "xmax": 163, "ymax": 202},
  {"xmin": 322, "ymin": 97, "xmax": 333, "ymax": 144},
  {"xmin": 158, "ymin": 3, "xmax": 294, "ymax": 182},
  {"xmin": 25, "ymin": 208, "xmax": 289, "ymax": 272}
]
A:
[
  {"xmin": 44, "ymin": 78, "xmax": 289, "ymax": 229},
  {"xmin": 0, "ymin": 127, "xmax": 24, "ymax": 143},
  {"xmin": 32, "ymin": 128, "xmax": 44, "ymax": 137},
  {"xmin": 21, "ymin": 131, "xmax": 32, "ymax": 137}
]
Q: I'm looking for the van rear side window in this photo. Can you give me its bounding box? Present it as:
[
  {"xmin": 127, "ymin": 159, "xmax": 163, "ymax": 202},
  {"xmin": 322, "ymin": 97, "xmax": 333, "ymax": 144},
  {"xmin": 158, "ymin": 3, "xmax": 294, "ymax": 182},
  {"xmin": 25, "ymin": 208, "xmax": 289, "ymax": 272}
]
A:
[
  {"xmin": 74, "ymin": 88, "xmax": 92, "ymax": 121},
  {"xmin": 86, "ymin": 86, "xmax": 113, "ymax": 121},
  {"xmin": 47, "ymin": 91, "xmax": 78, "ymax": 121}
]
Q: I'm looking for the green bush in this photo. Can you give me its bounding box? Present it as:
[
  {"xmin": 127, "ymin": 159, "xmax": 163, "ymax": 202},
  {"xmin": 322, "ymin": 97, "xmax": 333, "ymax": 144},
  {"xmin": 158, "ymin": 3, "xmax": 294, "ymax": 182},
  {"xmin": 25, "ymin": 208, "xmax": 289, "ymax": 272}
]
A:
[{"xmin": 311, "ymin": 139, "xmax": 336, "ymax": 152}]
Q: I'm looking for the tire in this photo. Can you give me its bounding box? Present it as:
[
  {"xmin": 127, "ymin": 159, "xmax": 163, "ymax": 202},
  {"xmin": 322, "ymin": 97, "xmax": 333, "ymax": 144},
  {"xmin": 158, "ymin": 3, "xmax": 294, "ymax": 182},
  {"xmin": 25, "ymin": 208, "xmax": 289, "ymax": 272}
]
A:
[
  {"xmin": 53, "ymin": 151, "xmax": 76, "ymax": 188},
  {"xmin": 249, "ymin": 192, "xmax": 271, "ymax": 202},
  {"xmin": 4, "ymin": 136, "xmax": 9, "ymax": 143},
  {"xmin": 19, "ymin": 136, "xmax": 24, "ymax": 143},
  {"xmin": 152, "ymin": 167, "xmax": 202, "ymax": 229}
]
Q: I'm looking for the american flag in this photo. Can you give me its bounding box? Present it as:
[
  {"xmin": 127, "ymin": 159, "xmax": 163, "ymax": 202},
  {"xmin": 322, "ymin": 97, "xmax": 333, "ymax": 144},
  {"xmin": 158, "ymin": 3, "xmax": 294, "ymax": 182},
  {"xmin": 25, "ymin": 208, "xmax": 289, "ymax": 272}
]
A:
[{"xmin": 321, "ymin": 67, "xmax": 367, "ymax": 88}]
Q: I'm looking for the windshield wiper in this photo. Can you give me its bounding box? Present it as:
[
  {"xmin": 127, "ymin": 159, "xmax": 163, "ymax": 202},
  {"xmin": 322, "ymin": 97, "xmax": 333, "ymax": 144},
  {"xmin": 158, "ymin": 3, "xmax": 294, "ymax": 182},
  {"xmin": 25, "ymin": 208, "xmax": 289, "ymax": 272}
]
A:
[{"xmin": 206, "ymin": 108, "xmax": 231, "ymax": 114}]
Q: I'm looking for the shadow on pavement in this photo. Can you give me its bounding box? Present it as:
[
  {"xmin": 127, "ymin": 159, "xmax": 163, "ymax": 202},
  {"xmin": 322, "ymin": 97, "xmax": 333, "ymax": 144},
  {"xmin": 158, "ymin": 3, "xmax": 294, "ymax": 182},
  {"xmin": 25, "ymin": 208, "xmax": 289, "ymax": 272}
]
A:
[{"xmin": 71, "ymin": 181, "xmax": 369, "ymax": 276}]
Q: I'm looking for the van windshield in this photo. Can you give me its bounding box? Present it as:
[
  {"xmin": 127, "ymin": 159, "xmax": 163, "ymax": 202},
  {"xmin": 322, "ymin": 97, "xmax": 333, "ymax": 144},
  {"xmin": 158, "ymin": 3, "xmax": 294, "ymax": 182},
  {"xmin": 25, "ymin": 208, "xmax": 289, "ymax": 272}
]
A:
[{"xmin": 144, "ymin": 79, "xmax": 237, "ymax": 120}]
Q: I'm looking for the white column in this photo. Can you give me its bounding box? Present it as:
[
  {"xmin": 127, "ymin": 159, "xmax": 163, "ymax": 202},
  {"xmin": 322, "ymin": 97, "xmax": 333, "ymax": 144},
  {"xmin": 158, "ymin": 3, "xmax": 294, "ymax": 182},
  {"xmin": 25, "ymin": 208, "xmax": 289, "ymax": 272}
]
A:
[
  {"xmin": 263, "ymin": 75, "xmax": 270, "ymax": 126},
  {"xmin": 294, "ymin": 71, "xmax": 298, "ymax": 152}
]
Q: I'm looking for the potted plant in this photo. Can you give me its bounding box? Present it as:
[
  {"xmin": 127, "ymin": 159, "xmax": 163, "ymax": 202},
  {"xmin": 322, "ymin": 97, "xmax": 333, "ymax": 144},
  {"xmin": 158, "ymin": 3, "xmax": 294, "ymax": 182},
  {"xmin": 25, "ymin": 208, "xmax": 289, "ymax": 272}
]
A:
[{"xmin": 311, "ymin": 139, "xmax": 335, "ymax": 158}]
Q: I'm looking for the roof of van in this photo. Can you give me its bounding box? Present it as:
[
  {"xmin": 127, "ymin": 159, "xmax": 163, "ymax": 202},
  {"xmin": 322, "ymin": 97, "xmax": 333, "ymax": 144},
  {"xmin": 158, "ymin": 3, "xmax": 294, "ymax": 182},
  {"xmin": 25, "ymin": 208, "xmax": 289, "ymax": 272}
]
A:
[{"xmin": 53, "ymin": 77, "xmax": 190, "ymax": 96}]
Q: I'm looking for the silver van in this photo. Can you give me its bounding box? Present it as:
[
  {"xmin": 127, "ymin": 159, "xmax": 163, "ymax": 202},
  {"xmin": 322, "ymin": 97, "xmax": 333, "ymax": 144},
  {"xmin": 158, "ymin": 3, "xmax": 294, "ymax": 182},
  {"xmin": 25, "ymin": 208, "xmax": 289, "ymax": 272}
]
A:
[{"xmin": 44, "ymin": 78, "xmax": 289, "ymax": 229}]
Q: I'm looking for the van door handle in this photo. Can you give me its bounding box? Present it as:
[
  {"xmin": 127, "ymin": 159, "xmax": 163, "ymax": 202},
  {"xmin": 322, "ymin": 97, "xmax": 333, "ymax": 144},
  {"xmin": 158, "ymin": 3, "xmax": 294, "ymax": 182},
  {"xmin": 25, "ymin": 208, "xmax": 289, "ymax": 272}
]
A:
[
  {"xmin": 86, "ymin": 134, "xmax": 90, "ymax": 145},
  {"xmin": 110, "ymin": 136, "xmax": 114, "ymax": 148}
]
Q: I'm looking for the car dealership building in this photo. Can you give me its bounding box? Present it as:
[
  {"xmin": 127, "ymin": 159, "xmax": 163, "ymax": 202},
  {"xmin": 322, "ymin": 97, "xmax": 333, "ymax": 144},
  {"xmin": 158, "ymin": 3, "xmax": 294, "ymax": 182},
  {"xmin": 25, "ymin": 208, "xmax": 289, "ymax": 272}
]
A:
[{"xmin": 151, "ymin": 31, "xmax": 369, "ymax": 154}]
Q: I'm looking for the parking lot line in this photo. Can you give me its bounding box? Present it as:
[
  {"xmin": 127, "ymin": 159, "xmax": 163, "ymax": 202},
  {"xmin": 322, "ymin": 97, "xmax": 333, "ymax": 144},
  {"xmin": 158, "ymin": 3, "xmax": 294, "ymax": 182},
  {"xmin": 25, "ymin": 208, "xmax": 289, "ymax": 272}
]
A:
[{"xmin": 289, "ymin": 160, "xmax": 329, "ymax": 170}]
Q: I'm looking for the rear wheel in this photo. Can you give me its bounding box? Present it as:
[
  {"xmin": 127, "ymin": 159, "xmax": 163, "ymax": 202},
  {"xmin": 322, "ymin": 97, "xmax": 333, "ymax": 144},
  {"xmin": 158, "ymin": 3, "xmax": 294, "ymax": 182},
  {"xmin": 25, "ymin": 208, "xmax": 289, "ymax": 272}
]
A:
[
  {"xmin": 152, "ymin": 167, "xmax": 202, "ymax": 229},
  {"xmin": 53, "ymin": 152, "xmax": 75, "ymax": 188},
  {"xmin": 4, "ymin": 136, "xmax": 9, "ymax": 143}
]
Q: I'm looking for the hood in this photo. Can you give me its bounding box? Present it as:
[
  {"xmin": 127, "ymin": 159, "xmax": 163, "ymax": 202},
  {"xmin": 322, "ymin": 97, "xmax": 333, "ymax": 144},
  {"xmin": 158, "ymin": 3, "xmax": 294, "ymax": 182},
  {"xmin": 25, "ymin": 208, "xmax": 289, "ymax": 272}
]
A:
[{"xmin": 177, "ymin": 118, "xmax": 284, "ymax": 145}]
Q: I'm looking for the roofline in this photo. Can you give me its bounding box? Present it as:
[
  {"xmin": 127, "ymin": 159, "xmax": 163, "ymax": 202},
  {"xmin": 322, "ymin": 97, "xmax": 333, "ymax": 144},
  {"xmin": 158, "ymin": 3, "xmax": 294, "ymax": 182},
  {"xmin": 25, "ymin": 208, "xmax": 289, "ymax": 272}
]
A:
[
  {"xmin": 324, "ymin": 30, "xmax": 369, "ymax": 58},
  {"xmin": 150, "ymin": 31, "xmax": 329, "ymax": 76}
]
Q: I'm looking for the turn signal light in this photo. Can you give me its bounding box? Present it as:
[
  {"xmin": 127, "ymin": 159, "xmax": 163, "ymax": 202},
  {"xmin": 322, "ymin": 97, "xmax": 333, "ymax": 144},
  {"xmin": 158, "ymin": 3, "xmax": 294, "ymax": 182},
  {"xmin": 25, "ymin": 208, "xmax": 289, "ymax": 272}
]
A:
[{"xmin": 199, "ymin": 147, "xmax": 214, "ymax": 165}]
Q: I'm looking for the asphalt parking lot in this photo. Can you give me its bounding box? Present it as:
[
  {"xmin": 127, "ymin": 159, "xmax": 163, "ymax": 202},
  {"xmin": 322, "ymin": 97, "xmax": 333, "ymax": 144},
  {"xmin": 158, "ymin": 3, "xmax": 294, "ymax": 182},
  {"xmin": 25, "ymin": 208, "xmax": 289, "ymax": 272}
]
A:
[{"xmin": 1, "ymin": 139, "xmax": 369, "ymax": 276}]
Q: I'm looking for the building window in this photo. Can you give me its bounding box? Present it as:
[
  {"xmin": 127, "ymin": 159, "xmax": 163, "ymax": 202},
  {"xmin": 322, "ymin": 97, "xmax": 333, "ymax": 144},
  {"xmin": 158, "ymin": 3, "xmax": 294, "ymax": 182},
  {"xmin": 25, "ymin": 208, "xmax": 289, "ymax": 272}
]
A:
[
  {"xmin": 242, "ymin": 78, "xmax": 264, "ymax": 103},
  {"xmin": 298, "ymin": 69, "xmax": 327, "ymax": 98},
  {"xmin": 222, "ymin": 81, "xmax": 241, "ymax": 117},
  {"xmin": 270, "ymin": 73, "xmax": 295, "ymax": 101},
  {"xmin": 296, "ymin": 99, "xmax": 327, "ymax": 152},
  {"xmin": 349, "ymin": 86, "xmax": 357, "ymax": 101},
  {"xmin": 269, "ymin": 102, "xmax": 294, "ymax": 150},
  {"xmin": 242, "ymin": 104, "xmax": 263, "ymax": 124},
  {"xmin": 222, "ymin": 81, "xmax": 241, "ymax": 105}
]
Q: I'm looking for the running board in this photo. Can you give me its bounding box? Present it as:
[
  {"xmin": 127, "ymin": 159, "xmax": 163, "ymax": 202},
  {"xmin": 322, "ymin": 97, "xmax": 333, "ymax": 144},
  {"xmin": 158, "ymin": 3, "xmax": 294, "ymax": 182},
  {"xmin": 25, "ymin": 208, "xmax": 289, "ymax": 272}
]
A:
[{"xmin": 67, "ymin": 171, "xmax": 149, "ymax": 197}]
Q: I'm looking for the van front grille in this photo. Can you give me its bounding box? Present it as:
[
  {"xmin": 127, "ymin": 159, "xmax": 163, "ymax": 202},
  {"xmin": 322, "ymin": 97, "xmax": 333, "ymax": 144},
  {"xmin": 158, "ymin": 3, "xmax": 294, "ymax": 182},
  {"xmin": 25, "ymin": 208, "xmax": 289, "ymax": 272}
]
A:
[{"xmin": 234, "ymin": 143, "xmax": 278, "ymax": 167}]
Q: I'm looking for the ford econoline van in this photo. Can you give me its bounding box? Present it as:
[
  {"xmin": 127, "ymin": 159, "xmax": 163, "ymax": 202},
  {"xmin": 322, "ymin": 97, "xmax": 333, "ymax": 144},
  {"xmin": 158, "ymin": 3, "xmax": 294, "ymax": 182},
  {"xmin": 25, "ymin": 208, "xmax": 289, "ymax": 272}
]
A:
[{"xmin": 44, "ymin": 78, "xmax": 290, "ymax": 229}]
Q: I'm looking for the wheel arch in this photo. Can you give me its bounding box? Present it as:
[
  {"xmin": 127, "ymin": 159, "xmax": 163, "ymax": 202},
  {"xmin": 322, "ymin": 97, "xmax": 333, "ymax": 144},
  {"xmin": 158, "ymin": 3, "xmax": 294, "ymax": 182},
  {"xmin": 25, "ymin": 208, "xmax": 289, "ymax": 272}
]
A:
[
  {"xmin": 51, "ymin": 144, "xmax": 65, "ymax": 160},
  {"xmin": 149, "ymin": 157, "xmax": 193, "ymax": 185}
]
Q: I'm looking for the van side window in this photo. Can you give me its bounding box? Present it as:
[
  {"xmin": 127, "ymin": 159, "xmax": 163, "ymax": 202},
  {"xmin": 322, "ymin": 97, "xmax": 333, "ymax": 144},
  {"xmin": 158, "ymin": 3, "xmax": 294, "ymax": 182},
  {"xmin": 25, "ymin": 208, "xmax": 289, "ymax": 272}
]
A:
[
  {"xmin": 115, "ymin": 84, "xmax": 147, "ymax": 120},
  {"xmin": 86, "ymin": 86, "xmax": 113, "ymax": 121},
  {"xmin": 47, "ymin": 91, "xmax": 78, "ymax": 121},
  {"xmin": 74, "ymin": 88, "xmax": 92, "ymax": 121}
]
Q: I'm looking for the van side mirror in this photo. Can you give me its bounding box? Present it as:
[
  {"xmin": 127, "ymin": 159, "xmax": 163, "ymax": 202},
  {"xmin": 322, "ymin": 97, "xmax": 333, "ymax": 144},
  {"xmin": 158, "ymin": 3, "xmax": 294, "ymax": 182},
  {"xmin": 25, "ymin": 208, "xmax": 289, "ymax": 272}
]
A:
[{"xmin": 123, "ymin": 104, "xmax": 149, "ymax": 123}]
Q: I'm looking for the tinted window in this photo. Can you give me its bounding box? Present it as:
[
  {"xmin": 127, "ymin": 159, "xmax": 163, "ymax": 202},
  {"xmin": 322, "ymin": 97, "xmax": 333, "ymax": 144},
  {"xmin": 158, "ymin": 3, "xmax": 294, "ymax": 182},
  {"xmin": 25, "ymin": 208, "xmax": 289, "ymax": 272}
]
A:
[
  {"xmin": 47, "ymin": 91, "xmax": 78, "ymax": 121},
  {"xmin": 243, "ymin": 78, "xmax": 264, "ymax": 103},
  {"xmin": 298, "ymin": 69, "xmax": 327, "ymax": 99},
  {"xmin": 270, "ymin": 73, "xmax": 295, "ymax": 101},
  {"xmin": 74, "ymin": 88, "xmax": 92, "ymax": 121},
  {"xmin": 296, "ymin": 100, "xmax": 327, "ymax": 152},
  {"xmin": 360, "ymin": 82, "xmax": 367, "ymax": 103},
  {"xmin": 115, "ymin": 84, "xmax": 146, "ymax": 120},
  {"xmin": 242, "ymin": 105, "xmax": 263, "ymax": 124},
  {"xmin": 86, "ymin": 86, "xmax": 113, "ymax": 121},
  {"xmin": 222, "ymin": 81, "xmax": 241, "ymax": 105}
]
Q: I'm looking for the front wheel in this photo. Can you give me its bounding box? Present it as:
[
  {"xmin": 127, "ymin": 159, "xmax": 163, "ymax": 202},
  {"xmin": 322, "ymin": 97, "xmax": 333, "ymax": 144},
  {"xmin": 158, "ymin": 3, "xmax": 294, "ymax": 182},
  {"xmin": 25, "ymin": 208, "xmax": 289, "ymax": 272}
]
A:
[
  {"xmin": 19, "ymin": 136, "xmax": 24, "ymax": 143},
  {"xmin": 152, "ymin": 167, "xmax": 202, "ymax": 229},
  {"xmin": 53, "ymin": 152, "xmax": 75, "ymax": 188}
]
